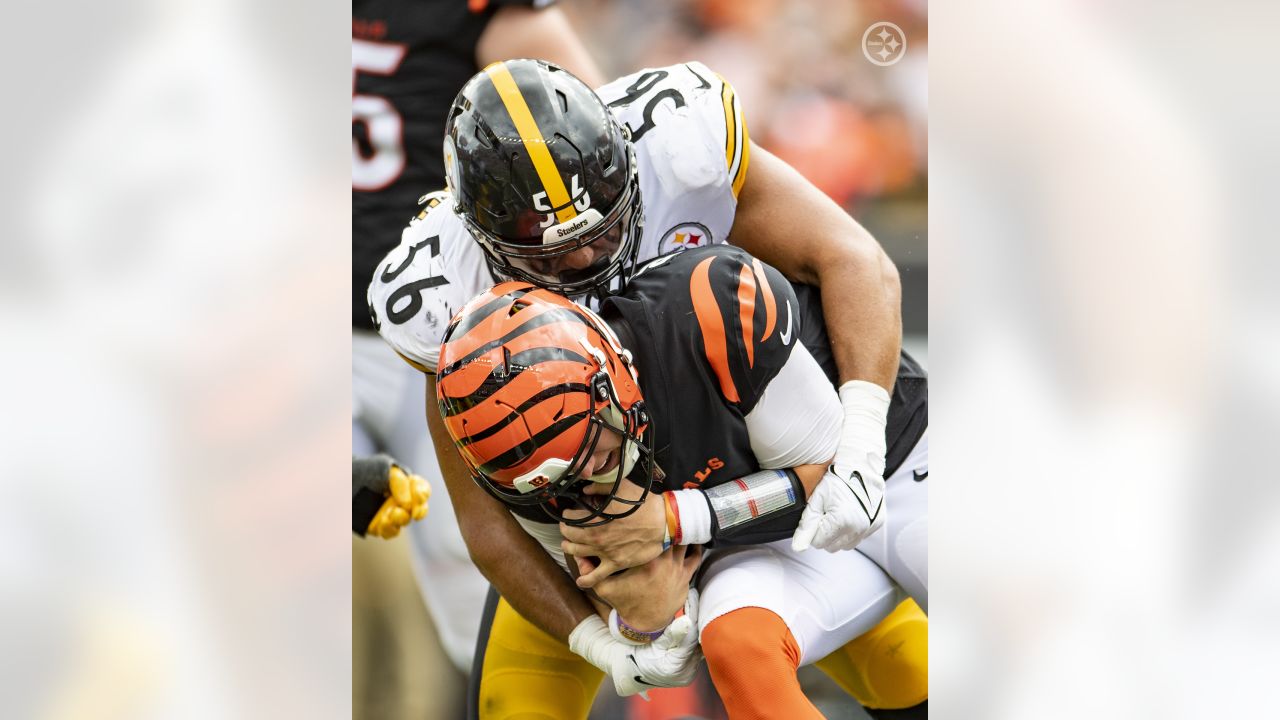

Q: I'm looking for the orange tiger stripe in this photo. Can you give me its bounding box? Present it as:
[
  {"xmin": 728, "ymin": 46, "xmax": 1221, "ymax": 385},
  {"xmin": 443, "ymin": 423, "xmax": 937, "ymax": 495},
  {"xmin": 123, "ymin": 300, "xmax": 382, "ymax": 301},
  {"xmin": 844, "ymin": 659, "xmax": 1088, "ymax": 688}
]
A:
[
  {"xmin": 441, "ymin": 360, "xmax": 590, "ymax": 435},
  {"xmin": 751, "ymin": 258, "xmax": 777, "ymax": 341},
  {"xmin": 459, "ymin": 397, "xmax": 590, "ymax": 472},
  {"xmin": 737, "ymin": 263, "xmax": 757, "ymax": 368},
  {"xmin": 691, "ymin": 257, "xmax": 739, "ymax": 404},
  {"xmin": 440, "ymin": 308, "xmax": 581, "ymax": 378}
]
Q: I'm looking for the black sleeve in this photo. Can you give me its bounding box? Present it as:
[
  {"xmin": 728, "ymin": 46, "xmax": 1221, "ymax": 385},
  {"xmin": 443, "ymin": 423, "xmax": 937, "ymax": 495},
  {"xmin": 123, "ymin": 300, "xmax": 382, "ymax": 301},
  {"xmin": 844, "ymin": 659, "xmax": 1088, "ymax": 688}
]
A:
[
  {"xmin": 352, "ymin": 455, "xmax": 394, "ymax": 536},
  {"xmin": 685, "ymin": 246, "xmax": 800, "ymax": 414},
  {"xmin": 707, "ymin": 468, "xmax": 808, "ymax": 547}
]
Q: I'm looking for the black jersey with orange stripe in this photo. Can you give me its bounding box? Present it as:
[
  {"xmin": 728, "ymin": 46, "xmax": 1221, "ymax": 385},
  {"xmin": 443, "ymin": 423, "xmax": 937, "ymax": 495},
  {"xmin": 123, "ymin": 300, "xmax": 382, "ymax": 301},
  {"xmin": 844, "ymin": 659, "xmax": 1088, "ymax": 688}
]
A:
[
  {"xmin": 352, "ymin": 0, "xmax": 555, "ymax": 330},
  {"xmin": 602, "ymin": 244, "xmax": 928, "ymax": 498},
  {"xmin": 600, "ymin": 245, "xmax": 804, "ymax": 494}
]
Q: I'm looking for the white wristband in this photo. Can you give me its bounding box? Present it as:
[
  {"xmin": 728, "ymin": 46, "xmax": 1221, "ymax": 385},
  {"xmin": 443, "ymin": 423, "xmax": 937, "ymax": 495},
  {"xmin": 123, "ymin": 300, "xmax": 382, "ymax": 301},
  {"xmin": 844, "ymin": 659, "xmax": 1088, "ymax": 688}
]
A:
[
  {"xmin": 672, "ymin": 489, "xmax": 713, "ymax": 545},
  {"xmin": 835, "ymin": 380, "xmax": 890, "ymax": 475}
]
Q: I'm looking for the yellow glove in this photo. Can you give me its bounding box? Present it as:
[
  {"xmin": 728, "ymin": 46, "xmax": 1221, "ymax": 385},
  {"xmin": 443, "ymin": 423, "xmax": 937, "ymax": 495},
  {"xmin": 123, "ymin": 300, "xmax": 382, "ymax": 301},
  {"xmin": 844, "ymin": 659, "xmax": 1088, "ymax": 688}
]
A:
[{"xmin": 365, "ymin": 465, "xmax": 431, "ymax": 539}]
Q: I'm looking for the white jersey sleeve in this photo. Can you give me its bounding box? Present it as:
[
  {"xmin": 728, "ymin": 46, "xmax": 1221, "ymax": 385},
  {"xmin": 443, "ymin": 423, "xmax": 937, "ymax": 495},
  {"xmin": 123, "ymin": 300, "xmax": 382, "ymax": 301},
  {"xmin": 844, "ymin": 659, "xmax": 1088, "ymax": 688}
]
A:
[
  {"xmin": 596, "ymin": 62, "xmax": 749, "ymax": 261},
  {"xmin": 598, "ymin": 61, "xmax": 749, "ymax": 201},
  {"xmin": 366, "ymin": 192, "xmax": 495, "ymax": 372},
  {"xmin": 744, "ymin": 342, "xmax": 841, "ymax": 470}
]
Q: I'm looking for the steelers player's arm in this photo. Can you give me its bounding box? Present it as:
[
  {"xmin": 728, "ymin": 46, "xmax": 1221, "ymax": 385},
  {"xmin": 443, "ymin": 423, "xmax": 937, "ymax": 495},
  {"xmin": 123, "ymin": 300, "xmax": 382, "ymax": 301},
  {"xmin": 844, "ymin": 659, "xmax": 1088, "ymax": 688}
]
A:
[
  {"xmin": 730, "ymin": 142, "xmax": 902, "ymax": 391},
  {"xmin": 369, "ymin": 204, "xmax": 597, "ymax": 641},
  {"xmin": 423, "ymin": 373, "xmax": 598, "ymax": 642},
  {"xmin": 564, "ymin": 251, "xmax": 826, "ymax": 587},
  {"xmin": 476, "ymin": 2, "xmax": 604, "ymax": 88},
  {"xmin": 660, "ymin": 256, "xmax": 845, "ymax": 549},
  {"xmin": 732, "ymin": 142, "xmax": 899, "ymax": 553}
]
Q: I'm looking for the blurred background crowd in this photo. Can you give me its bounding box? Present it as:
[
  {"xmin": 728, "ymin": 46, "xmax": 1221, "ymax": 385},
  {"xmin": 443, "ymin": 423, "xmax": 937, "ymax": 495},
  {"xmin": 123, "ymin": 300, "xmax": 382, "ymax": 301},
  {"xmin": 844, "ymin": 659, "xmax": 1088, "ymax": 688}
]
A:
[{"xmin": 562, "ymin": 0, "xmax": 928, "ymax": 345}]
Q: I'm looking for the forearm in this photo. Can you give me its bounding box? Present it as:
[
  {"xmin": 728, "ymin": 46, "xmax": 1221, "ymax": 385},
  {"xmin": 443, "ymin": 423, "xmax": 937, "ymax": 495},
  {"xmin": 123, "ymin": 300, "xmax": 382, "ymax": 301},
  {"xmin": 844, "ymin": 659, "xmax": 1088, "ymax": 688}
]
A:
[
  {"xmin": 425, "ymin": 377, "xmax": 595, "ymax": 641},
  {"xmin": 731, "ymin": 143, "xmax": 903, "ymax": 390},
  {"xmin": 470, "ymin": 519, "xmax": 594, "ymax": 641},
  {"xmin": 817, "ymin": 241, "xmax": 902, "ymax": 390},
  {"xmin": 792, "ymin": 463, "xmax": 827, "ymax": 497},
  {"xmin": 668, "ymin": 465, "xmax": 823, "ymax": 548}
]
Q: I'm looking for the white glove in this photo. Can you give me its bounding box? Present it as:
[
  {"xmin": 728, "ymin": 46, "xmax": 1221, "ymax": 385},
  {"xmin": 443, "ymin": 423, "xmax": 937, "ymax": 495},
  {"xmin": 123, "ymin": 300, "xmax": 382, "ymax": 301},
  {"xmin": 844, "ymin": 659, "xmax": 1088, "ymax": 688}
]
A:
[
  {"xmin": 793, "ymin": 380, "xmax": 890, "ymax": 552},
  {"xmin": 569, "ymin": 589, "xmax": 703, "ymax": 698}
]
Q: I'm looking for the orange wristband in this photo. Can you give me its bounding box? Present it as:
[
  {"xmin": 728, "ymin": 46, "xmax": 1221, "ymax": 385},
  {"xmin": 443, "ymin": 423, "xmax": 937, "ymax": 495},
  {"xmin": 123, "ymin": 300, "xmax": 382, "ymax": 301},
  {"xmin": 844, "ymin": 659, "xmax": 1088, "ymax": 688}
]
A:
[{"xmin": 663, "ymin": 491, "xmax": 682, "ymax": 545}]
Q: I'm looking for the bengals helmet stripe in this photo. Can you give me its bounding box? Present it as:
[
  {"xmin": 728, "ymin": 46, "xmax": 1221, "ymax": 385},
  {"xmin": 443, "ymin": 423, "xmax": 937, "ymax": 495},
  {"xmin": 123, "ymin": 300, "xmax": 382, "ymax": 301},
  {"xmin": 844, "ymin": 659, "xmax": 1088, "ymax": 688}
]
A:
[
  {"xmin": 437, "ymin": 305, "xmax": 592, "ymax": 379},
  {"xmin": 445, "ymin": 285, "xmax": 534, "ymax": 341},
  {"xmin": 751, "ymin": 258, "xmax": 778, "ymax": 340},
  {"xmin": 455, "ymin": 382, "xmax": 590, "ymax": 447},
  {"xmin": 440, "ymin": 348, "xmax": 591, "ymax": 419},
  {"xmin": 690, "ymin": 256, "xmax": 740, "ymax": 403},
  {"xmin": 483, "ymin": 62, "xmax": 579, "ymax": 224},
  {"xmin": 476, "ymin": 411, "xmax": 592, "ymax": 477},
  {"xmin": 436, "ymin": 282, "xmax": 654, "ymax": 525},
  {"xmin": 448, "ymin": 376, "xmax": 591, "ymax": 466}
]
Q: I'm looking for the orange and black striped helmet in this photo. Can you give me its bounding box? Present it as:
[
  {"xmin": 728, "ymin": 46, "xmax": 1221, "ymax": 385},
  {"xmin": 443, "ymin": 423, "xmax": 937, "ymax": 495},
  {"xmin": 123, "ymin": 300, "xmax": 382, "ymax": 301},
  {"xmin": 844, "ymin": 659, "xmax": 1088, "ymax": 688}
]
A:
[{"xmin": 435, "ymin": 282, "xmax": 654, "ymax": 526}]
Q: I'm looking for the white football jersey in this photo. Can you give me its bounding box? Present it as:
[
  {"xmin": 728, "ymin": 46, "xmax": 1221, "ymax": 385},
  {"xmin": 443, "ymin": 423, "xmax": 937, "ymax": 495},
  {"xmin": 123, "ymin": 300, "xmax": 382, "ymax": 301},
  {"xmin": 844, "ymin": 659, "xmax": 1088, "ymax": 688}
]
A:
[{"xmin": 368, "ymin": 61, "xmax": 749, "ymax": 371}]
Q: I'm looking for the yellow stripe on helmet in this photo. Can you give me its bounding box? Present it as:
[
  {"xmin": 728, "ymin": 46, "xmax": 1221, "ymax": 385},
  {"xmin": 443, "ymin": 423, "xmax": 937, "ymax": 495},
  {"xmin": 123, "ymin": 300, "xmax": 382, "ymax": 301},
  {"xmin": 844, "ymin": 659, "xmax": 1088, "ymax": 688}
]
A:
[{"xmin": 485, "ymin": 62, "xmax": 579, "ymax": 224}]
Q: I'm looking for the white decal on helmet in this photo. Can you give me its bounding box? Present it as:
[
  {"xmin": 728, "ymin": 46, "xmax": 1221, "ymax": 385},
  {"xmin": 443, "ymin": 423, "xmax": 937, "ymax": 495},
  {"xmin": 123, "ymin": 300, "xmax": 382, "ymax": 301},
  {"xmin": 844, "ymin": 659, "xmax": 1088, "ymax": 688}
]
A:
[
  {"xmin": 533, "ymin": 174, "xmax": 591, "ymax": 230},
  {"xmin": 542, "ymin": 208, "xmax": 603, "ymax": 245}
]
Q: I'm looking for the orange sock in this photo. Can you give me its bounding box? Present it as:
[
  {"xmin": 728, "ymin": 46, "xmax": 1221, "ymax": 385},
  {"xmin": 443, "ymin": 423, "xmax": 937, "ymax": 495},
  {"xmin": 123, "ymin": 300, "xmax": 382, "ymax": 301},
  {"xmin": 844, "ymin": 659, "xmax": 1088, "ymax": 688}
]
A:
[{"xmin": 701, "ymin": 607, "xmax": 823, "ymax": 720}]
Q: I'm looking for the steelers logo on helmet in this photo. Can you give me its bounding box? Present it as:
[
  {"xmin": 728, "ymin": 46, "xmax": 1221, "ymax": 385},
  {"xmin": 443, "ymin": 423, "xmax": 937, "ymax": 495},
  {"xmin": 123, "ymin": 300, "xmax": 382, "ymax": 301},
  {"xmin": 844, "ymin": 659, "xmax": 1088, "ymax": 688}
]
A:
[
  {"xmin": 435, "ymin": 282, "xmax": 656, "ymax": 526},
  {"xmin": 445, "ymin": 59, "xmax": 645, "ymax": 296},
  {"xmin": 442, "ymin": 135, "xmax": 461, "ymax": 195}
]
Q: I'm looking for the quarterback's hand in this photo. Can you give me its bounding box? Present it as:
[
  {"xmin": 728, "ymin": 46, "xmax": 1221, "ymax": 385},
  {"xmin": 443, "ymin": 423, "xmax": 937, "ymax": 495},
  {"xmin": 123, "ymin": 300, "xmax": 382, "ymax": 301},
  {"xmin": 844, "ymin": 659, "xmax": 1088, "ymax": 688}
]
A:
[
  {"xmin": 590, "ymin": 544, "xmax": 702, "ymax": 631},
  {"xmin": 793, "ymin": 380, "xmax": 890, "ymax": 552},
  {"xmin": 610, "ymin": 590, "xmax": 703, "ymax": 697},
  {"xmin": 366, "ymin": 464, "xmax": 432, "ymax": 539},
  {"xmin": 560, "ymin": 479, "xmax": 667, "ymax": 587}
]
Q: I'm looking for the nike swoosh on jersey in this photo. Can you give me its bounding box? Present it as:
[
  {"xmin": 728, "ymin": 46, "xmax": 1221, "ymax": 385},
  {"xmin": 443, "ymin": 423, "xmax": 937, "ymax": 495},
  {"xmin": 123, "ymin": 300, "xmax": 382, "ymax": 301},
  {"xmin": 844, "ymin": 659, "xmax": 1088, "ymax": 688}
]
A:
[
  {"xmin": 779, "ymin": 302, "xmax": 793, "ymax": 345},
  {"xmin": 913, "ymin": 469, "xmax": 929, "ymax": 482}
]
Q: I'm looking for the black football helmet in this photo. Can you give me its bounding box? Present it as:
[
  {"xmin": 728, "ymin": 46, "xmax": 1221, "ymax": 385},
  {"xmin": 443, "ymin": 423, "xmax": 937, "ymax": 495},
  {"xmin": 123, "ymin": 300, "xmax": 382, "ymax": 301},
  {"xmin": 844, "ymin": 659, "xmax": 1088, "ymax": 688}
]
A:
[{"xmin": 443, "ymin": 59, "xmax": 643, "ymax": 296}]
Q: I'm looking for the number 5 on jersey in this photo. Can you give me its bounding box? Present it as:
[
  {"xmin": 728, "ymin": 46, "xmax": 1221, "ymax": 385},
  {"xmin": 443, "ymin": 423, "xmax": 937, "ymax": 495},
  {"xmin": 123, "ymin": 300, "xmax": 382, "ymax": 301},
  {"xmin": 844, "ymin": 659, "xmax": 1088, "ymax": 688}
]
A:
[{"xmin": 353, "ymin": 39, "xmax": 408, "ymax": 191}]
